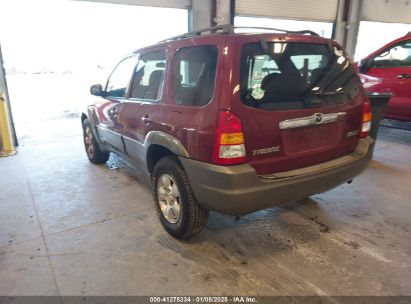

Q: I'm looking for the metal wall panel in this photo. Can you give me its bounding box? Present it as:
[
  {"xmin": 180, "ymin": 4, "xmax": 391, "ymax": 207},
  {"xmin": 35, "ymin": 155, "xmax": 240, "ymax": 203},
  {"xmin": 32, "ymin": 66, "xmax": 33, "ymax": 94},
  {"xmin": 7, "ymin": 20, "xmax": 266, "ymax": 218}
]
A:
[
  {"xmin": 235, "ymin": 0, "xmax": 339, "ymax": 22},
  {"xmin": 73, "ymin": 0, "xmax": 190, "ymax": 9},
  {"xmin": 361, "ymin": 0, "xmax": 411, "ymax": 24}
]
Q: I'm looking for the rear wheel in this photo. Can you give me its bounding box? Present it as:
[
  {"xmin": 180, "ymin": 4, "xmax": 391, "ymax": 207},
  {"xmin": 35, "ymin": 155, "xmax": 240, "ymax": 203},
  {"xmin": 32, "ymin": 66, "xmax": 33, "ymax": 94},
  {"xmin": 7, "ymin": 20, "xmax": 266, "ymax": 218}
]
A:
[
  {"xmin": 82, "ymin": 118, "xmax": 109, "ymax": 164},
  {"xmin": 152, "ymin": 156, "xmax": 208, "ymax": 239}
]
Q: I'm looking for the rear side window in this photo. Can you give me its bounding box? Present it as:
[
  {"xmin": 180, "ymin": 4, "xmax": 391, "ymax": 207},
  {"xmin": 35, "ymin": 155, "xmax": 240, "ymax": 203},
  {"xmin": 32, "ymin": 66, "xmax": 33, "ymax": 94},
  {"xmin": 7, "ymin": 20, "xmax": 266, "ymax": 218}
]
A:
[
  {"xmin": 130, "ymin": 51, "xmax": 166, "ymax": 101},
  {"xmin": 240, "ymin": 43, "xmax": 361, "ymax": 111},
  {"xmin": 172, "ymin": 45, "xmax": 218, "ymax": 106}
]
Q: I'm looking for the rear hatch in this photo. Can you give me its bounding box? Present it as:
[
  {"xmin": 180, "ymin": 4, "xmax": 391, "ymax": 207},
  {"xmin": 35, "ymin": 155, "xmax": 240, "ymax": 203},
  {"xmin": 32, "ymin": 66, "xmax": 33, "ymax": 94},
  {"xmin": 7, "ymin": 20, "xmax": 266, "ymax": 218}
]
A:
[{"xmin": 232, "ymin": 36, "xmax": 364, "ymax": 175}]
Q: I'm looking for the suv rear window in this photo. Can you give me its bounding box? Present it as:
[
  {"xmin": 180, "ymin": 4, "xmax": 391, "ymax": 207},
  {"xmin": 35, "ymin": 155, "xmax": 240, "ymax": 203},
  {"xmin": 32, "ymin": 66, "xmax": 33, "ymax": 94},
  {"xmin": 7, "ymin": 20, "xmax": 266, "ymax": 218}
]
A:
[
  {"xmin": 172, "ymin": 45, "xmax": 218, "ymax": 106},
  {"xmin": 240, "ymin": 42, "xmax": 361, "ymax": 111}
]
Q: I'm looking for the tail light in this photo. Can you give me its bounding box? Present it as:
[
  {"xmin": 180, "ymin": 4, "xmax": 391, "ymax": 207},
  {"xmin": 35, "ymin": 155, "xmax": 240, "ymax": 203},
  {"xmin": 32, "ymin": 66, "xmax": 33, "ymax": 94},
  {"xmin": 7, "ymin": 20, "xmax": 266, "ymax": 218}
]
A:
[
  {"xmin": 212, "ymin": 111, "xmax": 246, "ymax": 165},
  {"xmin": 360, "ymin": 98, "xmax": 372, "ymax": 138}
]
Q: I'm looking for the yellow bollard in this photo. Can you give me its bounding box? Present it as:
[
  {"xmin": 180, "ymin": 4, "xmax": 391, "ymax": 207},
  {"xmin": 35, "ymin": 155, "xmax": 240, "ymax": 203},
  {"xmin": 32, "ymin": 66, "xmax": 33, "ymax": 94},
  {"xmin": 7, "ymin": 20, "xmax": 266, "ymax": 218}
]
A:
[{"xmin": 0, "ymin": 90, "xmax": 16, "ymax": 156}]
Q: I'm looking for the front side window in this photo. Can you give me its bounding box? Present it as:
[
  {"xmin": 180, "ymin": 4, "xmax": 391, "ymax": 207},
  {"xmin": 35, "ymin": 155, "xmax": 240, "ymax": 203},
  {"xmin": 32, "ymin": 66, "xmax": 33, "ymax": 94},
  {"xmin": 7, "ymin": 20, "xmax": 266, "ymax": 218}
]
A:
[
  {"xmin": 130, "ymin": 51, "xmax": 166, "ymax": 101},
  {"xmin": 172, "ymin": 45, "xmax": 218, "ymax": 106},
  {"xmin": 106, "ymin": 55, "xmax": 138, "ymax": 98},
  {"xmin": 373, "ymin": 40, "xmax": 411, "ymax": 68},
  {"xmin": 240, "ymin": 42, "xmax": 361, "ymax": 111}
]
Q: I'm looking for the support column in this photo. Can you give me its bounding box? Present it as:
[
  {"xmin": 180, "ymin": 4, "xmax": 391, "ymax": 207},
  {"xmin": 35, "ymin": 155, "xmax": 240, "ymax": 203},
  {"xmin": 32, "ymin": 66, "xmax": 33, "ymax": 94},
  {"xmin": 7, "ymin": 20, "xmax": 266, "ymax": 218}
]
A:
[
  {"xmin": 333, "ymin": 0, "xmax": 347, "ymax": 45},
  {"xmin": 213, "ymin": 0, "xmax": 231, "ymax": 26},
  {"xmin": 189, "ymin": 0, "xmax": 235, "ymax": 31},
  {"xmin": 0, "ymin": 44, "xmax": 16, "ymax": 156},
  {"xmin": 334, "ymin": 0, "xmax": 363, "ymax": 59},
  {"xmin": 189, "ymin": 0, "xmax": 212, "ymax": 31},
  {"xmin": 344, "ymin": 0, "xmax": 362, "ymax": 59}
]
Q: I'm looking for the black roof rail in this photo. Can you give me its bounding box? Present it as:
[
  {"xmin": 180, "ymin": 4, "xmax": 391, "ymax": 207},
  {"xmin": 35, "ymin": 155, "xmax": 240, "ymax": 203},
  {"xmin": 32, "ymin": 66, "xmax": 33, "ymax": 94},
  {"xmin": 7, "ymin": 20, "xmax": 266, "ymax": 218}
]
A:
[
  {"xmin": 158, "ymin": 24, "xmax": 319, "ymax": 43},
  {"xmin": 232, "ymin": 26, "xmax": 320, "ymax": 36},
  {"xmin": 158, "ymin": 24, "xmax": 233, "ymax": 43}
]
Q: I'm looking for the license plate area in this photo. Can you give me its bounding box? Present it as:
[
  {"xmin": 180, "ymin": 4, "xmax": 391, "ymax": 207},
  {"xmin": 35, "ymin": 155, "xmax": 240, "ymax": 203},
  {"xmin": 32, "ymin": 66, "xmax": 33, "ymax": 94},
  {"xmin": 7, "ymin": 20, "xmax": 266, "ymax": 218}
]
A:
[{"xmin": 280, "ymin": 122, "xmax": 344, "ymax": 155}]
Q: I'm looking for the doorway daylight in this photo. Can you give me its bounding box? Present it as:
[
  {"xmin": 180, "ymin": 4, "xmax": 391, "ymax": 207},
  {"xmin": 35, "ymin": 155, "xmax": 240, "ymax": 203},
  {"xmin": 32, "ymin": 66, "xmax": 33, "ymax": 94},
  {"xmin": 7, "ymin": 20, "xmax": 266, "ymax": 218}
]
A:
[{"xmin": 0, "ymin": 0, "xmax": 188, "ymax": 144}]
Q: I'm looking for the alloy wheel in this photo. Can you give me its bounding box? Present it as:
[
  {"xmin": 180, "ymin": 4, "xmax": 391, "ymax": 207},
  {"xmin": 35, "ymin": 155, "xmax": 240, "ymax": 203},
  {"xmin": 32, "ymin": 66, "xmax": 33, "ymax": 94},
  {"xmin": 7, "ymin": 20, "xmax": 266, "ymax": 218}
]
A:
[{"xmin": 157, "ymin": 174, "xmax": 182, "ymax": 223}]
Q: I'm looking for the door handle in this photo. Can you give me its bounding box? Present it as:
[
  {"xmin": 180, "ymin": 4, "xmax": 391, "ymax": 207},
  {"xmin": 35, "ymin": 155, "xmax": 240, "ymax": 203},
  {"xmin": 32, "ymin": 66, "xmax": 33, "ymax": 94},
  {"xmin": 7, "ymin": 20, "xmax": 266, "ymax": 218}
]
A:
[
  {"xmin": 397, "ymin": 74, "xmax": 411, "ymax": 79},
  {"xmin": 141, "ymin": 115, "xmax": 152, "ymax": 124},
  {"xmin": 110, "ymin": 107, "xmax": 119, "ymax": 115}
]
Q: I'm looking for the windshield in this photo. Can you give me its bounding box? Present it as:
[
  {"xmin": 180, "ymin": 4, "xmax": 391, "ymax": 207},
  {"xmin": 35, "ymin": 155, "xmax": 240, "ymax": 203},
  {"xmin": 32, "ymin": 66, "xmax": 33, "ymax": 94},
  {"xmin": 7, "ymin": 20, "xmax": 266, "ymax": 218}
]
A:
[{"xmin": 240, "ymin": 42, "xmax": 361, "ymax": 111}]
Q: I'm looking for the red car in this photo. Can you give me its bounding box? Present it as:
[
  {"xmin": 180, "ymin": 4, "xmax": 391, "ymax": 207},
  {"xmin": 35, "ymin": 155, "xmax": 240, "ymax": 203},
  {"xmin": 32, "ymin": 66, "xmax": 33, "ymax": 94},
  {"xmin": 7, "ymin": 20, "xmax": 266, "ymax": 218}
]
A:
[
  {"xmin": 358, "ymin": 32, "xmax": 411, "ymax": 121},
  {"xmin": 82, "ymin": 25, "xmax": 373, "ymax": 238}
]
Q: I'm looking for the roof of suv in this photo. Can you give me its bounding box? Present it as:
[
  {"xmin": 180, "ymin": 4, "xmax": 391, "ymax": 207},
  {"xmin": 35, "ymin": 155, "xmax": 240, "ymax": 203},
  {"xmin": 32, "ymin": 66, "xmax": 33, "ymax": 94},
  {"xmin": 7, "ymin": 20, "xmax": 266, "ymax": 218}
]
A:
[
  {"xmin": 132, "ymin": 24, "xmax": 332, "ymax": 54},
  {"xmin": 158, "ymin": 24, "xmax": 320, "ymax": 43}
]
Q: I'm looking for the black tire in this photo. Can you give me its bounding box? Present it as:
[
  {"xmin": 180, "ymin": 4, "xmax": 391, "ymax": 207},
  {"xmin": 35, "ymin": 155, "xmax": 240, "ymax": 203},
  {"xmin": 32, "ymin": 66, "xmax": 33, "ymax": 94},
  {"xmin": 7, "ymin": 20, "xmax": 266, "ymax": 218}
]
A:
[
  {"xmin": 82, "ymin": 118, "xmax": 109, "ymax": 164},
  {"xmin": 152, "ymin": 156, "xmax": 209, "ymax": 239}
]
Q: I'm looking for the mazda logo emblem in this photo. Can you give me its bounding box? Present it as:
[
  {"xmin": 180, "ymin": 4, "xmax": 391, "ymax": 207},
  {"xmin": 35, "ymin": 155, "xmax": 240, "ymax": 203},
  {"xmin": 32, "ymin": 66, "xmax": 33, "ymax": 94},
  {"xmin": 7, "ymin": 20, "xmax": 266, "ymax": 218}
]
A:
[{"xmin": 315, "ymin": 113, "xmax": 323, "ymax": 123}]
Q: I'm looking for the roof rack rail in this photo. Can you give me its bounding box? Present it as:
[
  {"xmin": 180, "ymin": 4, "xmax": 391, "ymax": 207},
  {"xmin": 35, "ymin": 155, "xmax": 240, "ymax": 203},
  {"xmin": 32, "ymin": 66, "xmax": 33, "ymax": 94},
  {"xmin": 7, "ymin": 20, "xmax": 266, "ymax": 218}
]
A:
[
  {"xmin": 233, "ymin": 26, "xmax": 320, "ymax": 36},
  {"xmin": 158, "ymin": 24, "xmax": 319, "ymax": 43},
  {"xmin": 158, "ymin": 24, "xmax": 233, "ymax": 43}
]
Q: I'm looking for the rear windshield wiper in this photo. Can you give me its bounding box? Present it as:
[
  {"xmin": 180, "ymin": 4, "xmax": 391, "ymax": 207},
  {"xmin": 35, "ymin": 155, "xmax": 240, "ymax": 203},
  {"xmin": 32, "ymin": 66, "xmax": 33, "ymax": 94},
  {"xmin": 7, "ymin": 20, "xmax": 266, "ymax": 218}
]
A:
[
  {"xmin": 313, "ymin": 90, "xmax": 345, "ymax": 96},
  {"xmin": 304, "ymin": 89, "xmax": 345, "ymax": 108}
]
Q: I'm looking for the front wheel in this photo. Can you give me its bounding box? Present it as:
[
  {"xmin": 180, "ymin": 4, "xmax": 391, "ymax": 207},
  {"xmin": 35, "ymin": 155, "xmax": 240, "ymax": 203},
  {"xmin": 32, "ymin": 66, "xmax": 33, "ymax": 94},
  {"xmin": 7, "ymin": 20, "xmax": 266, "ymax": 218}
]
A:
[
  {"xmin": 152, "ymin": 156, "xmax": 208, "ymax": 239},
  {"xmin": 82, "ymin": 118, "xmax": 109, "ymax": 164}
]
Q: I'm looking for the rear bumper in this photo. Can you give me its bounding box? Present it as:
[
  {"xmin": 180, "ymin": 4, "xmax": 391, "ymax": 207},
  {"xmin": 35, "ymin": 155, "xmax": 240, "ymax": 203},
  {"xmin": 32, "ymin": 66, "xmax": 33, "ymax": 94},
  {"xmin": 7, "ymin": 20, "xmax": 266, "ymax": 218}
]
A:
[{"xmin": 179, "ymin": 137, "xmax": 374, "ymax": 216}]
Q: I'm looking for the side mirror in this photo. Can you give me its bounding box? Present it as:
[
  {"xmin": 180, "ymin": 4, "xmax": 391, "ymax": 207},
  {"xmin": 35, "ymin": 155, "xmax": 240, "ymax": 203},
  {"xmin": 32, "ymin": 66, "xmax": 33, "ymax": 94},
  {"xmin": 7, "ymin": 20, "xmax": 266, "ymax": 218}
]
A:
[
  {"xmin": 358, "ymin": 58, "xmax": 373, "ymax": 74},
  {"xmin": 90, "ymin": 84, "xmax": 104, "ymax": 96}
]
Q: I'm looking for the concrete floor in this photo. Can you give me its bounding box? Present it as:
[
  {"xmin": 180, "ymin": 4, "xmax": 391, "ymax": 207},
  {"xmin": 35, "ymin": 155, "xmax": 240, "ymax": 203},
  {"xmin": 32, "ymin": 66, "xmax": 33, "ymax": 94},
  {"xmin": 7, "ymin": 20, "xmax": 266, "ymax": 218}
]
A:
[{"xmin": 1, "ymin": 118, "xmax": 411, "ymax": 296}]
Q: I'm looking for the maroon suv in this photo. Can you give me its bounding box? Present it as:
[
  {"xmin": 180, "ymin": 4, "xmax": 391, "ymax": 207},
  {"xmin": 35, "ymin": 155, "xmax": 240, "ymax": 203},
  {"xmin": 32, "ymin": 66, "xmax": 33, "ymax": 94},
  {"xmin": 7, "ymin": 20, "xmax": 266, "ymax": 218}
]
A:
[{"xmin": 82, "ymin": 25, "xmax": 374, "ymax": 238}]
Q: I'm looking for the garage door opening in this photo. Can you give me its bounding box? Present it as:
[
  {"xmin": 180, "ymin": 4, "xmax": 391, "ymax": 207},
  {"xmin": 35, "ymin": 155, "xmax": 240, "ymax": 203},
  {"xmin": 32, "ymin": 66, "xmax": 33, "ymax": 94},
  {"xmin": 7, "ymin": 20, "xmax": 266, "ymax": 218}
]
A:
[
  {"xmin": 354, "ymin": 21, "xmax": 411, "ymax": 61},
  {"xmin": 0, "ymin": 0, "xmax": 188, "ymax": 144}
]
